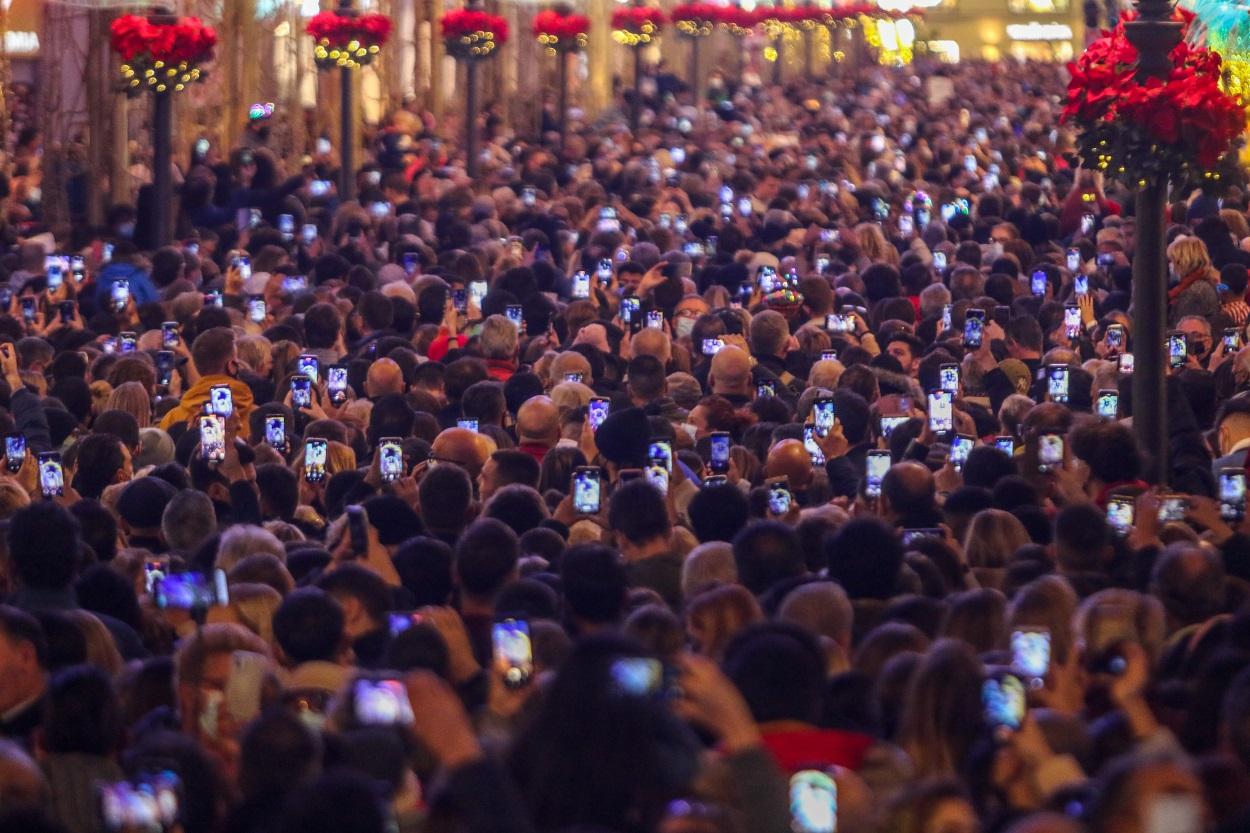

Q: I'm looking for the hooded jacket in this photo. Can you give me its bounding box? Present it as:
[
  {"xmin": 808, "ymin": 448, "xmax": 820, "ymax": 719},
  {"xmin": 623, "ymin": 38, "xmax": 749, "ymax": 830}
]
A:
[{"xmin": 159, "ymin": 375, "xmax": 256, "ymax": 439}]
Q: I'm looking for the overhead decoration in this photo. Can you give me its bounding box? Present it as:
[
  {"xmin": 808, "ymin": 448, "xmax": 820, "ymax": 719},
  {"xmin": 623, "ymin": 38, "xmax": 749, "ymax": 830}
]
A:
[
  {"xmin": 1063, "ymin": 7, "xmax": 1246, "ymax": 188},
  {"xmin": 533, "ymin": 9, "xmax": 590, "ymax": 53},
  {"xmin": 612, "ymin": 6, "xmax": 667, "ymax": 46},
  {"xmin": 111, "ymin": 14, "xmax": 216, "ymax": 95},
  {"xmin": 442, "ymin": 8, "xmax": 510, "ymax": 59},
  {"xmin": 672, "ymin": 3, "xmax": 720, "ymax": 37},
  {"xmin": 307, "ymin": 11, "xmax": 392, "ymax": 69}
]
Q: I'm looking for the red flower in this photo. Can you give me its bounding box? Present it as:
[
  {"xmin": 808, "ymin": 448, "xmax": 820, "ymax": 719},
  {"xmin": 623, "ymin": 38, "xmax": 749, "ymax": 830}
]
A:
[
  {"xmin": 611, "ymin": 6, "xmax": 667, "ymax": 33},
  {"xmin": 306, "ymin": 11, "xmax": 392, "ymax": 47},
  {"xmin": 441, "ymin": 8, "xmax": 510, "ymax": 56},
  {"xmin": 532, "ymin": 9, "xmax": 590, "ymax": 41},
  {"xmin": 110, "ymin": 14, "xmax": 216, "ymax": 66}
]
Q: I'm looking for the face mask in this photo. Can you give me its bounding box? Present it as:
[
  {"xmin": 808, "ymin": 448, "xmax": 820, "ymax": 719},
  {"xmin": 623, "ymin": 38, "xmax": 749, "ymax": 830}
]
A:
[
  {"xmin": 26, "ymin": 188, "xmax": 40, "ymax": 205},
  {"xmin": 118, "ymin": 222, "xmax": 136, "ymax": 239},
  {"xmin": 679, "ymin": 422, "xmax": 697, "ymax": 441},
  {"xmin": 674, "ymin": 317, "xmax": 695, "ymax": 339}
]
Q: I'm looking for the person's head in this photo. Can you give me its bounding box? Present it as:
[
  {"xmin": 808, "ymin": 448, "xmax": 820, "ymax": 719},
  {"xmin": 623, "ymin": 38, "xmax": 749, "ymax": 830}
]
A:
[
  {"xmin": 316, "ymin": 564, "xmax": 393, "ymax": 639},
  {"xmin": 238, "ymin": 706, "xmax": 323, "ymax": 800},
  {"xmin": 626, "ymin": 354, "xmax": 668, "ymax": 405},
  {"xmin": 1150, "ymin": 543, "xmax": 1226, "ymax": 629},
  {"xmin": 687, "ymin": 483, "xmax": 750, "ymax": 543},
  {"xmin": 749, "ymin": 310, "xmax": 791, "ymax": 359},
  {"xmin": 560, "ymin": 544, "xmax": 628, "ymax": 628},
  {"xmin": 272, "ymin": 587, "xmax": 345, "ymax": 666},
  {"xmin": 190, "ymin": 327, "xmax": 239, "ymax": 377},
  {"xmin": 962, "ymin": 509, "xmax": 1030, "ymax": 570},
  {"xmin": 708, "ymin": 346, "xmax": 752, "ymax": 396},
  {"xmin": 826, "ymin": 517, "xmax": 904, "ymax": 599},
  {"xmin": 880, "ymin": 460, "xmax": 936, "ymax": 522},
  {"xmin": 215, "ymin": 525, "xmax": 285, "ymax": 573},
  {"xmin": 608, "ymin": 480, "xmax": 671, "ymax": 550},
  {"xmin": 0, "ymin": 606, "xmax": 47, "ymax": 713},
  {"xmin": 41, "ymin": 664, "xmax": 120, "ymax": 756},
  {"xmin": 418, "ymin": 462, "xmax": 473, "ymax": 535},
  {"xmin": 723, "ymin": 622, "xmax": 825, "ymax": 724},
  {"xmin": 454, "ymin": 518, "xmax": 519, "ymax": 604},
  {"xmin": 483, "ymin": 484, "xmax": 549, "ymax": 536},
  {"xmin": 255, "ymin": 464, "xmax": 300, "ymax": 521},
  {"xmin": 480, "ymin": 314, "xmax": 519, "ymax": 361},
  {"xmin": 73, "ymin": 432, "xmax": 131, "ymax": 499},
  {"xmin": 1054, "ymin": 502, "xmax": 1112, "ymax": 573},
  {"xmin": 478, "ymin": 449, "xmax": 541, "ymax": 501},
  {"xmin": 1088, "ymin": 754, "xmax": 1204, "ymax": 833},
  {"xmin": 1167, "ymin": 234, "xmax": 1212, "ymax": 276},
  {"xmin": 173, "ymin": 623, "xmax": 271, "ymax": 734},
  {"xmin": 8, "ymin": 501, "xmax": 81, "ymax": 591},
  {"xmin": 684, "ymin": 584, "xmax": 762, "ymax": 662},
  {"xmin": 1213, "ymin": 396, "xmax": 1250, "ymax": 456},
  {"xmin": 731, "ymin": 521, "xmax": 805, "ymax": 595},
  {"xmin": 277, "ymin": 769, "xmax": 389, "ymax": 833},
  {"xmin": 303, "ymin": 303, "xmax": 342, "ymax": 350},
  {"xmin": 897, "ymin": 639, "xmax": 986, "ymax": 777}
]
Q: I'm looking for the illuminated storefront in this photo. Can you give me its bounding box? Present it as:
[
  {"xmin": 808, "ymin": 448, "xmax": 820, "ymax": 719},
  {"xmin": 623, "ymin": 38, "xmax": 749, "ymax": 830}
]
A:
[{"xmin": 896, "ymin": 0, "xmax": 1081, "ymax": 62}]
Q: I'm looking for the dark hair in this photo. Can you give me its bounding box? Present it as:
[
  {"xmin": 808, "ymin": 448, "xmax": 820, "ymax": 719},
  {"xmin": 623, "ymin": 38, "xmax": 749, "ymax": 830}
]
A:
[
  {"xmin": 43, "ymin": 663, "xmax": 121, "ymax": 757},
  {"xmin": 71, "ymin": 499, "xmax": 119, "ymax": 562},
  {"xmin": 483, "ymin": 485, "xmax": 548, "ymax": 536},
  {"xmin": 303, "ymin": 304, "xmax": 342, "ymax": 349},
  {"xmin": 72, "ymin": 433, "xmax": 125, "ymax": 499},
  {"xmin": 608, "ymin": 480, "xmax": 670, "ymax": 546},
  {"xmin": 316, "ymin": 563, "xmax": 394, "ymax": 624},
  {"xmin": 688, "ymin": 483, "xmax": 750, "ymax": 543},
  {"xmin": 418, "ymin": 464, "xmax": 472, "ymax": 534},
  {"xmin": 461, "ymin": 380, "xmax": 506, "ymax": 425},
  {"xmin": 722, "ymin": 622, "xmax": 825, "ymax": 724},
  {"xmin": 454, "ymin": 518, "xmax": 519, "ymax": 598},
  {"xmin": 627, "ymin": 355, "xmax": 667, "ymax": 400},
  {"xmin": 8, "ymin": 501, "xmax": 81, "ymax": 590},
  {"xmin": 488, "ymin": 450, "xmax": 541, "ymax": 491},
  {"xmin": 731, "ymin": 521, "xmax": 805, "ymax": 595},
  {"xmin": 826, "ymin": 517, "xmax": 904, "ymax": 600},
  {"xmin": 961, "ymin": 446, "xmax": 1016, "ymax": 490},
  {"xmin": 277, "ymin": 769, "xmax": 388, "ymax": 833},
  {"xmin": 0, "ymin": 604, "xmax": 47, "ymax": 668},
  {"xmin": 1070, "ymin": 420, "xmax": 1141, "ymax": 484},
  {"xmin": 560, "ymin": 544, "xmax": 628, "ymax": 626},
  {"xmin": 391, "ymin": 537, "xmax": 454, "ymax": 607},
  {"xmin": 256, "ymin": 463, "xmax": 300, "ymax": 520},
  {"xmin": 273, "ymin": 587, "xmax": 345, "ymax": 664},
  {"xmin": 239, "ymin": 707, "xmax": 323, "ymax": 800}
]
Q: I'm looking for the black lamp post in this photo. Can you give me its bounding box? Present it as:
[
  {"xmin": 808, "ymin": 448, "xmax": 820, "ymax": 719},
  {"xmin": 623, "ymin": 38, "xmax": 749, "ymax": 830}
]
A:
[
  {"xmin": 338, "ymin": 0, "xmax": 356, "ymax": 201},
  {"xmin": 1123, "ymin": 0, "xmax": 1182, "ymax": 482},
  {"xmin": 150, "ymin": 11, "xmax": 174, "ymax": 246}
]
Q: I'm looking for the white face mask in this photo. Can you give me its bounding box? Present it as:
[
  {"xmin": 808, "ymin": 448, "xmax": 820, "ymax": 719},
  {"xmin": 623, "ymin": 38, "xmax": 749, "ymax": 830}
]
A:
[
  {"xmin": 674, "ymin": 317, "xmax": 695, "ymax": 339},
  {"xmin": 679, "ymin": 422, "xmax": 697, "ymax": 441}
]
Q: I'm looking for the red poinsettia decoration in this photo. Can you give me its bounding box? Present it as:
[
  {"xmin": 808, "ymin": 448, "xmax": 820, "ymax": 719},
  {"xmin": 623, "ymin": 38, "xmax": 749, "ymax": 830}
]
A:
[
  {"xmin": 533, "ymin": 9, "xmax": 590, "ymax": 51},
  {"xmin": 612, "ymin": 6, "xmax": 667, "ymax": 45},
  {"xmin": 1063, "ymin": 8, "xmax": 1245, "ymax": 184},
  {"xmin": 721, "ymin": 5, "xmax": 761, "ymax": 35},
  {"xmin": 307, "ymin": 11, "xmax": 392, "ymax": 69},
  {"xmin": 111, "ymin": 14, "xmax": 216, "ymax": 95},
  {"xmin": 672, "ymin": 3, "xmax": 719, "ymax": 37},
  {"xmin": 442, "ymin": 9, "xmax": 509, "ymax": 60}
]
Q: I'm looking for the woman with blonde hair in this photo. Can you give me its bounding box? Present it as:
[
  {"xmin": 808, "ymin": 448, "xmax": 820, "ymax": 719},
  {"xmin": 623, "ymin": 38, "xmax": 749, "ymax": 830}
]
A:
[
  {"xmin": 105, "ymin": 381, "xmax": 152, "ymax": 428},
  {"xmin": 0, "ymin": 480, "xmax": 30, "ymax": 520},
  {"xmin": 64, "ymin": 609, "xmax": 124, "ymax": 677},
  {"xmin": 962, "ymin": 509, "xmax": 1030, "ymax": 588},
  {"xmin": 685, "ymin": 584, "xmax": 763, "ymax": 661},
  {"xmin": 237, "ymin": 334, "xmax": 273, "ymax": 377},
  {"xmin": 1167, "ymin": 235, "xmax": 1221, "ymax": 324},
  {"xmin": 206, "ymin": 582, "xmax": 283, "ymax": 648},
  {"xmin": 855, "ymin": 223, "xmax": 900, "ymax": 267},
  {"xmin": 897, "ymin": 639, "xmax": 986, "ymax": 777}
]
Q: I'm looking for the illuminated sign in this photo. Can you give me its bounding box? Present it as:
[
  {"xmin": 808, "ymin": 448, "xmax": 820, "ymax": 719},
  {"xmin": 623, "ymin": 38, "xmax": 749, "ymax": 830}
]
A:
[
  {"xmin": 1006, "ymin": 22, "xmax": 1074, "ymax": 40},
  {"xmin": 5, "ymin": 31, "xmax": 37, "ymax": 54}
]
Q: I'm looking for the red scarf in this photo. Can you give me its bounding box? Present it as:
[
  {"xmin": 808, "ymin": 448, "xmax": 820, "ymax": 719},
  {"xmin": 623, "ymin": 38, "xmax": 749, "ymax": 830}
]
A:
[{"xmin": 1168, "ymin": 266, "xmax": 1212, "ymax": 302}]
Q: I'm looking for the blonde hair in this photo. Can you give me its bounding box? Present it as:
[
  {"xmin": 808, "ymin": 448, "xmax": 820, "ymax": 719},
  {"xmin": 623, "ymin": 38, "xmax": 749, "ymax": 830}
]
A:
[
  {"xmin": 237, "ymin": 335, "xmax": 272, "ymax": 375},
  {"xmin": 856, "ymin": 223, "xmax": 900, "ymax": 266},
  {"xmin": 1073, "ymin": 588, "xmax": 1167, "ymax": 664},
  {"xmin": 105, "ymin": 381, "xmax": 152, "ymax": 428},
  {"xmin": 225, "ymin": 582, "xmax": 283, "ymax": 648},
  {"xmin": 963, "ymin": 509, "xmax": 1030, "ymax": 570},
  {"xmin": 685, "ymin": 584, "xmax": 762, "ymax": 661},
  {"xmin": 64, "ymin": 609, "xmax": 124, "ymax": 677},
  {"xmin": 175, "ymin": 623, "xmax": 271, "ymax": 688},
  {"xmin": 89, "ymin": 380, "xmax": 113, "ymax": 417},
  {"xmin": 215, "ymin": 525, "xmax": 285, "ymax": 572},
  {"xmin": 0, "ymin": 479, "xmax": 31, "ymax": 520},
  {"xmin": 1167, "ymin": 235, "xmax": 1214, "ymax": 278},
  {"xmin": 1221, "ymin": 209, "xmax": 1250, "ymax": 241},
  {"xmin": 808, "ymin": 359, "xmax": 845, "ymax": 391}
]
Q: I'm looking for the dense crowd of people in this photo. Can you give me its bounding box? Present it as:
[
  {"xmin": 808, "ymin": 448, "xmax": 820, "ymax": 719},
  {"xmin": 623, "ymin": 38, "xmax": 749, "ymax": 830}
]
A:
[{"xmin": 0, "ymin": 56, "xmax": 1249, "ymax": 833}]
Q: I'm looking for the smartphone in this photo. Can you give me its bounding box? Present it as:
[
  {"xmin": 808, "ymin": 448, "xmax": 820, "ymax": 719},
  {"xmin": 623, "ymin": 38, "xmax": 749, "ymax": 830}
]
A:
[
  {"xmin": 737, "ymin": 196, "xmax": 752, "ymax": 217},
  {"xmin": 941, "ymin": 304, "xmax": 952, "ymax": 333},
  {"xmin": 234, "ymin": 255, "xmax": 252, "ymax": 282},
  {"xmin": 302, "ymin": 223, "xmax": 318, "ymax": 245},
  {"xmin": 1074, "ymin": 274, "xmax": 1089, "ymax": 297},
  {"xmin": 16, "ymin": 296, "xmax": 32, "ymax": 324},
  {"xmin": 621, "ymin": 297, "xmax": 641, "ymax": 327},
  {"xmin": 1064, "ymin": 305, "xmax": 1081, "ymax": 339},
  {"xmin": 939, "ymin": 363, "xmax": 959, "ymax": 394},
  {"xmin": 1168, "ymin": 332, "xmax": 1187, "ymax": 369},
  {"xmin": 46, "ymin": 261, "xmax": 64, "ymax": 291},
  {"xmin": 1119, "ymin": 353, "xmax": 1135, "ymax": 374},
  {"xmin": 264, "ymin": 415, "xmax": 286, "ymax": 450},
  {"xmin": 379, "ymin": 437, "xmax": 403, "ymax": 483},
  {"xmin": 327, "ymin": 364, "xmax": 348, "ymax": 406},
  {"xmin": 757, "ymin": 265, "xmax": 778, "ymax": 293},
  {"xmin": 353, "ymin": 679, "xmax": 414, "ymax": 726},
  {"xmin": 296, "ymin": 354, "xmax": 319, "ymax": 385},
  {"xmin": 1096, "ymin": 390, "xmax": 1119, "ymax": 418},
  {"xmin": 283, "ymin": 275, "xmax": 308, "ymax": 294},
  {"xmin": 708, "ymin": 431, "xmax": 732, "ymax": 474},
  {"xmin": 898, "ymin": 215, "xmax": 914, "ymax": 238},
  {"xmin": 1066, "ymin": 248, "xmax": 1081, "ymax": 272},
  {"xmin": 927, "ymin": 391, "xmax": 953, "ymax": 434},
  {"xmin": 820, "ymin": 350, "xmax": 838, "ymax": 363},
  {"xmin": 949, "ymin": 434, "xmax": 974, "ymax": 470},
  {"xmin": 983, "ymin": 673, "xmax": 1026, "ymax": 736},
  {"xmin": 588, "ymin": 398, "xmax": 610, "ymax": 432},
  {"xmin": 346, "ymin": 504, "xmax": 368, "ymax": 555},
  {"xmin": 200, "ymin": 415, "xmax": 226, "ymax": 464},
  {"xmin": 452, "ymin": 288, "xmax": 467, "ymax": 313},
  {"xmin": 1030, "ymin": 270, "xmax": 1047, "ymax": 297},
  {"xmin": 803, "ymin": 425, "xmax": 826, "ymax": 466},
  {"xmin": 1220, "ymin": 468, "xmax": 1247, "ymax": 521},
  {"xmin": 55, "ymin": 299, "xmax": 73, "ymax": 324},
  {"xmin": 790, "ymin": 770, "xmax": 837, "ymax": 833},
  {"xmin": 1107, "ymin": 495, "xmax": 1135, "ymax": 537},
  {"xmin": 1158, "ymin": 494, "xmax": 1188, "ymax": 523},
  {"xmin": 505, "ymin": 305, "xmax": 523, "ymax": 329},
  {"xmin": 154, "ymin": 569, "xmax": 228, "ymax": 610},
  {"xmin": 204, "ymin": 289, "xmax": 223, "ymax": 309},
  {"xmin": 247, "ymin": 296, "xmax": 266, "ymax": 324},
  {"xmin": 69, "ymin": 255, "xmax": 85, "ymax": 281},
  {"xmin": 1224, "ymin": 328, "xmax": 1242, "ymax": 352},
  {"xmin": 1037, "ymin": 432, "xmax": 1064, "ymax": 473},
  {"xmin": 99, "ymin": 773, "xmax": 181, "ymax": 832},
  {"xmin": 209, "ymin": 384, "xmax": 233, "ymax": 418},
  {"xmin": 648, "ymin": 439, "xmax": 673, "ymax": 474},
  {"xmin": 102, "ymin": 242, "xmax": 114, "ymax": 263},
  {"xmin": 645, "ymin": 310, "xmax": 664, "ymax": 330},
  {"xmin": 596, "ymin": 258, "xmax": 613, "ymax": 281},
  {"xmin": 111, "ymin": 279, "xmax": 129, "ymax": 312},
  {"xmin": 290, "ymin": 375, "xmax": 312, "ymax": 409},
  {"xmin": 1012, "ymin": 628, "xmax": 1051, "ymax": 682},
  {"xmin": 645, "ymin": 465, "xmax": 669, "ymax": 495},
  {"xmin": 493, "ymin": 618, "xmax": 534, "ymax": 690},
  {"xmin": 1080, "ymin": 214, "xmax": 1095, "ymax": 236},
  {"xmin": 572, "ymin": 466, "xmax": 602, "ymax": 514},
  {"xmin": 468, "ymin": 279, "xmax": 489, "ymax": 308},
  {"xmin": 563, "ymin": 372, "xmax": 584, "ymax": 384},
  {"xmin": 457, "ymin": 418, "xmax": 478, "ymax": 432},
  {"xmin": 3, "ymin": 433, "xmax": 23, "ymax": 473},
  {"xmin": 368, "ymin": 201, "xmax": 389, "ymax": 220},
  {"xmin": 812, "ymin": 398, "xmax": 836, "ymax": 438},
  {"xmin": 304, "ymin": 438, "xmax": 328, "ymax": 482},
  {"xmin": 277, "ymin": 213, "xmax": 295, "ymax": 239},
  {"xmin": 767, "ymin": 479, "xmax": 792, "ymax": 515},
  {"xmin": 933, "ymin": 251, "xmax": 948, "ymax": 271},
  {"xmin": 865, "ymin": 449, "xmax": 890, "ymax": 498},
  {"xmin": 388, "ymin": 611, "xmax": 423, "ymax": 636},
  {"xmin": 572, "ymin": 271, "xmax": 591, "ymax": 299},
  {"xmin": 994, "ymin": 435, "xmax": 1015, "ymax": 456},
  {"xmin": 1105, "ymin": 323, "xmax": 1124, "ymax": 351},
  {"xmin": 963, "ymin": 309, "xmax": 984, "ymax": 348},
  {"xmin": 1047, "ymin": 365, "xmax": 1070, "ymax": 404}
]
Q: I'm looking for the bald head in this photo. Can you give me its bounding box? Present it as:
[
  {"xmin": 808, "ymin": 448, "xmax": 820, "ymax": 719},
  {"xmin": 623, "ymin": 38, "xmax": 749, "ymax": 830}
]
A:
[
  {"xmin": 880, "ymin": 460, "xmax": 936, "ymax": 521},
  {"xmin": 431, "ymin": 427, "xmax": 497, "ymax": 480},
  {"xmin": 517, "ymin": 395, "xmax": 559, "ymax": 446},
  {"xmin": 766, "ymin": 439, "xmax": 814, "ymax": 490},
  {"xmin": 777, "ymin": 581, "xmax": 853, "ymax": 648},
  {"xmin": 709, "ymin": 346, "xmax": 751, "ymax": 396},
  {"xmin": 573, "ymin": 323, "xmax": 609, "ymax": 353},
  {"xmin": 366, "ymin": 358, "xmax": 404, "ymax": 398},
  {"xmin": 631, "ymin": 328, "xmax": 672, "ymax": 366}
]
